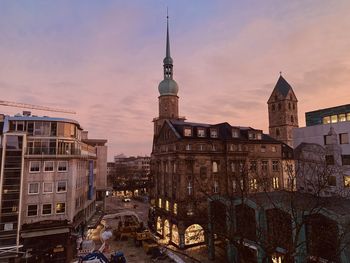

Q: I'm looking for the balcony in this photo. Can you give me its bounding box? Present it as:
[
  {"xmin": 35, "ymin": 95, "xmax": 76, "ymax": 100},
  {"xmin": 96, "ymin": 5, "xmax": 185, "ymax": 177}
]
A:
[{"xmin": 26, "ymin": 147, "xmax": 96, "ymax": 158}]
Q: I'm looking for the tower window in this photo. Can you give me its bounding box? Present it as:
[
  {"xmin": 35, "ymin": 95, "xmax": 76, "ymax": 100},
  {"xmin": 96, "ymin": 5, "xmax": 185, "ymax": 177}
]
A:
[
  {"xmin": 272, "ymin": 104, "xmax": 275, "ymax": 111},
  {"xmin": 291, "ymin": 115, "xmax": 294, "ymax": 123},
  {"xmin": 288, "ymin": 103, "xmax": 291, "ymax": 110}
]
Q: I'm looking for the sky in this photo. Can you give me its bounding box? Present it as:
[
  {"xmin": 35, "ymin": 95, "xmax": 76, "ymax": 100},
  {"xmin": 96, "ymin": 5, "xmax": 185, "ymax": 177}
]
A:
[{"xmin": 1, "ymin": 0, "xmax": 350, "ymax": 161}]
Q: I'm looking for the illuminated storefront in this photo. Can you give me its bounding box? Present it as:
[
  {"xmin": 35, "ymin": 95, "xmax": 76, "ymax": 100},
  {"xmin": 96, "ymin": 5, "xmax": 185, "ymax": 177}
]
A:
[{"xmin": 184, "ymin": 224, "xmax": 205, "ymax": 246}]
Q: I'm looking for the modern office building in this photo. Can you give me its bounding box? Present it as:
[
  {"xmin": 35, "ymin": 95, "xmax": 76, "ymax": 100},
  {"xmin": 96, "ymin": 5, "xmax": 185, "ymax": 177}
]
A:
[{"xmin": 0, "ymin": 113, "xmax": 107, "ymax": 262}]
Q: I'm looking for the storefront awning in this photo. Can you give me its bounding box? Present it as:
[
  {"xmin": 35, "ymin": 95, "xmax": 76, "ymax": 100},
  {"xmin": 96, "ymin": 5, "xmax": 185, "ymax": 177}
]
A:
[{"xmin": 21, "ymin": 227, "xmax": 70, "ymax": 238}]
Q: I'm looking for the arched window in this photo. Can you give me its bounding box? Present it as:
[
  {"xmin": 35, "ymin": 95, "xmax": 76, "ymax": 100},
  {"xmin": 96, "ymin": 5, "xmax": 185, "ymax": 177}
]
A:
[
  {"xmin": 171, "ymin": 224, "xmax": 179, "ymax": 245},
  {"xmin": 185, "ymin": 224, "xmax": 205, "ymax": 245},
  {"xmin": 164, "ymin": 220, "xmax": 170, "ymax": 241},
  {"xmin": 291, "ymin": 115, "xmax": 294, "ymax": 123},
  {"xmin": 288, "ymin": 103, "xmax": 291, "ymax": 110}
]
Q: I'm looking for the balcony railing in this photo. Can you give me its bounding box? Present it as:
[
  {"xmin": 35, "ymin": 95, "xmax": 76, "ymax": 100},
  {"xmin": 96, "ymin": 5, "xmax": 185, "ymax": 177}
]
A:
[{"xmin": 26, "ymin": 147, "xmax": 96, "ymax": 157}]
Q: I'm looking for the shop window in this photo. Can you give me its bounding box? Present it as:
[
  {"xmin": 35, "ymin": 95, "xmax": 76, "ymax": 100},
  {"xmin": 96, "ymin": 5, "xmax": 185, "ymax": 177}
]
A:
[
  {"xmin": 340, "ymin": 133, "xmax": 349, "ymax": 144},
  {"xmin": 27, "ymin": 204, "xmax": 38, "ymax": 217},
  {"xmin": 57, "ymin": 181, "xmax": 67, "ymax": 193},
  {"xmin": 44, "ymin": 161, "xmax": 54, "ymax": 172},
  {"xmin": 43, "ymin": 182, "xmax": 53, "ymax": 193},
  {"xmin": 58, "ymin": 161, "xmax": 68, "ymax": 172},
  {"xmin": 28, "ymin": 183, "xmax": 39, "ymax": 194},
  {"xmin": 55, "ymin": 202, "xmax": 66, "ymax": 214},
  {"xmin": 164, "ymin": 220, "xmax": 170, "ymax": 241},
  {"xmin": 42, "ymin": 204, "xmax": 52, "ymax": 215},
  {"xmin": 29, "ymin": 161, "xmax": 40, "ymax": 173},
  {"xmin": 185, "ymin": 224, "xmax": 205, "ymax": 246},
  {"xmin": 197, "ymin": 128, "xmax": 206, "ymax": 137}
]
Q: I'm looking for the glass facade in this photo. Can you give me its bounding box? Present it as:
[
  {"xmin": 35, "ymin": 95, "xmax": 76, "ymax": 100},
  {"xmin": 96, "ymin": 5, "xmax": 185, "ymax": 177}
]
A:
[{"xmin": 306, "ymin": 104, "xmax": 350, "ymax": 126}]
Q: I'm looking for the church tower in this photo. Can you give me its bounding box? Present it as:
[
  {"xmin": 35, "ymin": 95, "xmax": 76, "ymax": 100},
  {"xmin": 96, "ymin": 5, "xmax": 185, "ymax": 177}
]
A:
[
  {"xmin": 267, "ymin": 75, "xmax": 298, "ymax": 147},
  {"xmin": 154, "ymin": 16, "xmax": 183, "ymax": 136}
]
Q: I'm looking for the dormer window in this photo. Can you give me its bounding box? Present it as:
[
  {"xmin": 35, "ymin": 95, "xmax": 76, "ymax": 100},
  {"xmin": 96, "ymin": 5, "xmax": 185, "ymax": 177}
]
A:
[
  {"xmin": 197, "ymin": 128, "xmax": 206, "ymax": 137},
  {"xmin": 184, "ymin": 127, "xmax": 192, "ymax": 137},
  {"xmin": 210, "ymin": 128, "xmax": 218, "ymax": 138},
  {"xmin": 249, "ymin": 132, "xmax": 262, "ymax": 140},
  {"xmin": 257, "ymin": 133, "xmax": 262, "ymax": 140},
  {"xmin": 232, "ymin": 129, "xmax": 239, "ymax": 138}
]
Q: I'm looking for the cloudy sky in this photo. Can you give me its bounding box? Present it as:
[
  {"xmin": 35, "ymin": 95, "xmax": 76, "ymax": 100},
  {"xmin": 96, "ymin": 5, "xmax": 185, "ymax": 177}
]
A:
[{"xmin": 1, "ymin": 1, "xmax": 350, "ymax": 160}]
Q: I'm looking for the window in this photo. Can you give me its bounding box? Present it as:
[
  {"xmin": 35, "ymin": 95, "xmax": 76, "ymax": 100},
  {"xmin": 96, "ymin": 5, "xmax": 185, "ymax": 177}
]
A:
[
  {"xmin": 57, "ymin": 181, "xmax": 67, "ymax": 193},
  {"xmin": 212, "ymin": 161, "xmax": 218, "ymax": 173},
  {"xmin": 331, "ymin": 115, "xmax": 338, "ymax": 123},
  {"xmin": 250, "ymin": 179, "xmax": 257, "ymax": 190},
  {"xmin": 42, "ymin": 204, "xmax": 52, "ymax": 215},
  {"xmin": 261, "ymin": 145, "xmax": 266, "ymax": 153},
  {"xmin": 261, "ymin": 161, "xmax": 268, "ymax": 172},
  {"xmin": 28, "ymin": 183, "xmax": 39, "ymax": 194},
  {"xmin": 173, "ymin": 203, "xmax": 177, "ymax": 215},
  {"xmin": 43, "ymin": 182, "xmax": 53, "ymax": 193},
  {"xmin": 184, "ymin": 127, "xmax": 192, "ymax": 137},
  {"xmin": 232, "ymin": 180, "xmax": 236, "ymax": 192},
  {"xmin": 58, "ymin": 161, "xmax": 68, "ymax": 172},
  {"xmin": 55, "ymin": 202, "xmax": 66, "ymax": 214},
  {"xmin": 27, "ymin": 205, "xmax": 38, "ymax": 217},
  {"xmin": 271, "ymin": 104, "xmax": 275, "ymax": 111},
  {"xmin": 248, "ymin": 133, "xmax": 255, "ymax": 140},
  {"xmin": 29, "ymin": 161, "xmax": 40, "ymax": 173},
  {"xmin": 342, "ymin": 155, "xmax": 350, "ymax": 165},
  {"xmin": 324, "ymin": 135, "xmax": 332, "ymax": 145},
  {"xmin": 44, "ymin": 161, "xmax": 54, "ymax": 172},
  {"xmin": 339, "ymin": 114, "xmax": 346, "ymax": 122},
  {"xmin": 158, "ymin": 198, "xmax": 162, "ymax": 208},
  {"xmin": 165, "ymin": 200, "xmax": 170, "ymax": 211},
  {"xmin": 197, "ymin": 128, "xmax": 205, "ymax": 137},
  {"xmin": 187, "ymin": 182, "xmax": 193, "ymax": 195},
  {"xmin": 186, "ymin": 144, "xmax": 191, "ymax": 151},
  {"xmin": 340, "ymin": 133, "xmax": 349, "ymax": 144},
  {"xmin": 232, "ymin": 129, "xmax": 239, "ymax": 138},
  {"xmin": 213, "ymin": 181, "xmax": 219, "ymax": 193},
  {"xmin": 200, "ymin": 167, "xmax": 207, "ymax": 179},
  {"xmin": 288, "ymin": 103, "xmax": 291, "ymax": 110},
  {"xmin": 199, "ymin": 144, "xmax": 205, "ymax": 151},
  {"xmin": 273, "ymin": 177, "xmax": 279, "ymax": 189},
  {"xmin": 278, "ymin": 103, "xmax": 281, "ymax": 110},
  {"xmin": 272, "ymin": 161, "xmax": 279, "ymax": 172},
  {"xmin": 291, "ymin": 115, "xmax": 294, "ymax": 123},
  {"xmin": 344, "ymin": 176, "xmax": 350, "ymax": 187},
  {"xmin": 16, "ymin": 121, "xmax": 25, "ymax": 131},
  {"xmin": 325, "ymin": 155, "xmax": 335, "ymax": 165},
  {"xmin": 210, "ymin": 128, "xmax": 218, "ymax": 138},
  {"xmin": 271, "ymin": 146, "xmax": 277, "ymax": 152},
  {"xmin": 323, "ymin": 116, "xmax": 331, "ymax": 124},
  {"xmin": 250, "ymin": 161, "xmax": 257, "ymax": 172},
  {"xmin": 211, "ymin": 144, "xmax": 216, "ymax": 151},
  {"xmin": 347, "ymin": 113, "xmax": 350, "ymax": 121}
]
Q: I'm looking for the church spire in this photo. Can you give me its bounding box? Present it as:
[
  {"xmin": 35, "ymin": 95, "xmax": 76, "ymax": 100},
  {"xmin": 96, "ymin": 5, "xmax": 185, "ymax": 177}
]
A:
[
  {"xmin": 163, "ymin": 13, "xmax": 173, "ymax": 79},
  {"xmin": 166, "ymin": 12, "xmax": 171, "ymax": 59}
]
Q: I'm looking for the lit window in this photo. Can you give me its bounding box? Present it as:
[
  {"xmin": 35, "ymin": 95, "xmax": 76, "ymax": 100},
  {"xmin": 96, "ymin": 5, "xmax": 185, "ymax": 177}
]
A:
[
  {"xmin": 58, "ymin": 161, "xmax": 68, "ymax": 172},
  {"xmin": 43, "ymin": 182, "xmax": 53, "ymax": 193},
  {"xmin": 28, "ymin": 183, "xmax": 39, "ymax": 194},
  {"xmin": 158, "ymin": 198, "xmax": 162, "ymax": 208},
  {"xmin": 232, "ymin": 129, "xmax": 239, "ymax": 138},
  {"xmin": 344, "ymin": 176, "xmax": 350, "ymax": 187},
  {"xmin": 347, "ymin": 113, "xmax": 350, "ymax": 121},
  {"xmin": 212, "ymin": 161, "xmax": 218, "ymax": 173},
  {"xmin": 331, "ymin": 115, "xmax": 338, "ymax": 123},
  {"xmin": 165, "ymin": 200, "xmax": 170, "ymax": 211},
  {"xmin": 271, "ymin": 146, "xmax": 277, "ymax": 152},
  {"xmin": 273, "ymin": 177, "xmax": 279, "ymax": 189},
  {"xmin": 210, "ymin": 129, "xmax": 218, "ymax": 138},
  {"xmin": 340, "ymin": 133, "xmax": 349, "ymax": 144},
  {"xmin": 55, "ymin": 202, "xmax": 66, "ymax": 214},
  {"xmin": 197, "ymin": 128, "xmax": 206, "ymax": 137},
  {"xmin": 29, "ymin": 161, "xmax": 40, "ymax": 173},
  {"xmin": 42, "ymin": 204, "xmax": 52, "ymax": 215},
  {"xmin": 339, "ymin": 114, "xmax": 346, "ymax": 122},
  {"xmin": 44, "ymin": 161, "xmax": 54, "ymax": 172},
  {"xmin": 27, "ymin": 204, "xmax": 38, "ymax": 217},
  {"xmin": 323, "ymin": 116, "xmax": 331, "ymax": 124},
  {"xmin": 57, "ymin": 181, "xmax": 67, "ymax": 193},
  {"xmin": 272, "ymin": 161, "xmax": 279, "ymax": 172},
  {"xmin": 173, "ymin": 203, "xmax": 178, "ymax": 215},
  {"xmin": 184, "ymin": 127, "xmax": 192, "ymax": 137},
  {"xmin": 249, "ymin": 179, "xmax": 257, "ymax": 190}
]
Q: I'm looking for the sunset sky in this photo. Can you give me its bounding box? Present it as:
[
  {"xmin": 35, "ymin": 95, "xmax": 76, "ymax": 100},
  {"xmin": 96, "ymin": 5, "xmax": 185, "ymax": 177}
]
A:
[{"xmin": 1, "ymin": 1, "xmax": 350, "ymax": 160}]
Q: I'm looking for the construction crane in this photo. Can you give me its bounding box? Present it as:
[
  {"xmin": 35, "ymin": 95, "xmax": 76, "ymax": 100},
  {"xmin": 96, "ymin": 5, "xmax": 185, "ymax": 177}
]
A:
[{"xmin": 0, "ymin": 100, "xmax": 76, "ymax": 114}]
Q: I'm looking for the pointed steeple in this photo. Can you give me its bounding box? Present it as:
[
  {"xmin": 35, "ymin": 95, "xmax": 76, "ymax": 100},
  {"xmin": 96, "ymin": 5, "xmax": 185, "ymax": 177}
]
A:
[
  {"xmin": 274, "ymin": 75, "xmax": 292, "ymax": 98},
  {"xmin": 158, "ymin": 13, "xmax": 178, "ymax": 96}
]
